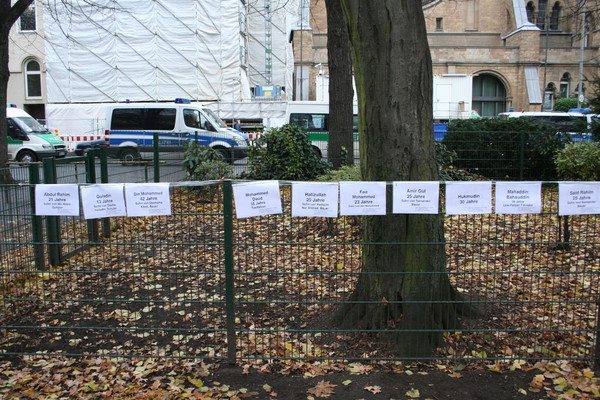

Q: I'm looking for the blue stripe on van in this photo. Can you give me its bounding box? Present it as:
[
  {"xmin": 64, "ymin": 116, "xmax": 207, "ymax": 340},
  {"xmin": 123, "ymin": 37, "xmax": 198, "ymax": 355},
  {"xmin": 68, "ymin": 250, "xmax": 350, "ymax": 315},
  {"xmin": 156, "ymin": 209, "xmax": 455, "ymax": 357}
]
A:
[{"xmin": 108, "ymin": 131, "xmax": 238, "ymax": 147}]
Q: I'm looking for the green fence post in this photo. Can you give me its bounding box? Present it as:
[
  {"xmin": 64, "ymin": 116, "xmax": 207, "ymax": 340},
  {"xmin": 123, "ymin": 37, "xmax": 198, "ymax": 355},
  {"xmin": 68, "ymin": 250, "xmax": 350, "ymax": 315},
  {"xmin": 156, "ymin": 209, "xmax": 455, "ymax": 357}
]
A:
[
  {"xmin": 153, "ymin": 131, "xmax": 160, "ymax": 182},
  {"xmin": 42, "ymin": 157, "xmax": 61, "ymax": 266},
  {"xmin": 223, "ymin": 180, "xmax": 237, "ymax": 364},
  {"xmin": 85, "ymin": 151, "xmax": 99, "ymax": 243},
  {"xmin": 28, "ymin": 163, "xmax": 45, "ymax": 271},
  {"xmin": 519, "ymin": 130, "xmax": 525, "ymax": 181},
  {"xmin": 99, "ymin": 147, "xmax": 111, "ymax": 238}
]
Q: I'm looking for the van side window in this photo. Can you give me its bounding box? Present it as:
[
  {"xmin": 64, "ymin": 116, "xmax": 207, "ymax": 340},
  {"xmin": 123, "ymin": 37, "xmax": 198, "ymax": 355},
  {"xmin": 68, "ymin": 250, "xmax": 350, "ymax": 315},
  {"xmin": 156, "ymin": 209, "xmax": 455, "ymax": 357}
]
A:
[
  {"xmin": 183, "ymin": 109, "xmax": 202, "ymax": 129},
  {"xmin": 111, "ymin": 108, "xmax": 176, "ymax": 130},
  {"xmin": 145, "ymin": 108, "xmax": 176, "ymax": 130},
  {"xmin": 111, "ymin": 109, "xmax": 144, "ymax": 130},
  {"xmin": 7, "ymin": 119, "xmax": 21, "ymax": 139}
]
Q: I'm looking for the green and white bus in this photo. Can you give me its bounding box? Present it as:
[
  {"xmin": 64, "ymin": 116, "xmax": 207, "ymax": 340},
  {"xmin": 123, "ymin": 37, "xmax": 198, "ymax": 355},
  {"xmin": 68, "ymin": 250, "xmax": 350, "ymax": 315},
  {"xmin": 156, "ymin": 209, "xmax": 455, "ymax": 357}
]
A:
[{"xmin": 285, "ymin": 101, "xmax": 359, "ymax": 160}]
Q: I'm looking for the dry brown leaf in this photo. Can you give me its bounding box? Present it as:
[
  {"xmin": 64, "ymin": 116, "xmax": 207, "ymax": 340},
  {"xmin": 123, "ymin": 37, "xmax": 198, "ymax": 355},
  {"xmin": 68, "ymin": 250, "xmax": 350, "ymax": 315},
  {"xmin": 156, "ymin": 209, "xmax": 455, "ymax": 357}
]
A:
[{"xmin": 307, "ymin": 380, "xmax": 337, "ymax": 398}]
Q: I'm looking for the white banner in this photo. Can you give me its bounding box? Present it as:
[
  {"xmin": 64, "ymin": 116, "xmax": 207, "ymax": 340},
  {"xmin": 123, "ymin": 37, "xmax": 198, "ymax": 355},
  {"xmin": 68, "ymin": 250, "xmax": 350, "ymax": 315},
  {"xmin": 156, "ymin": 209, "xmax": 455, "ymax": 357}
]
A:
[
  {"xmin": 558, "ymin": 182, "xmax": 600, "ymax": 215},
  {"xmin": 495, "ymin": 182, "xmax": 542, "ymax": 214},
  {"xmin": 393, "ymin": 181, "xmax": 440, "ymax": 214},
  {"xmin": 80, "ymin": 184, "xmax": 127, "ymax": 220},
  {"xmin": 233, "ymin": 181, "xmax": 283, "ymax": 218},
  {"xmin": 124, "ymin": 183, "xmax": 172, "ymax": 217},
  {"xmin": 35, "ymin": 184, "xmax": 80, "ymax": 216},
  {"xmin": 291, "ymin": 182, "xmax": 339, "ymax": 218},
  {"xmin": 445, "ymin": 182, "xmax": 492, "ymax": 215},
  {"xmin": 339, "ymin": 181, "xmax": 386, "ymax": 215}
]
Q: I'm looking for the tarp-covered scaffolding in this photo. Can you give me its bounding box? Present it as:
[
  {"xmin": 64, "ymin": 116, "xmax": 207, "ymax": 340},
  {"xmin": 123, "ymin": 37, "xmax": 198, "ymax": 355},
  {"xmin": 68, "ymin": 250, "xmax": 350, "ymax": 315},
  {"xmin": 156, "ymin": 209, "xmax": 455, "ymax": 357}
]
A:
[{"xmin": 43, "ymin": 0, "xmax": 298, "ymax": 104}]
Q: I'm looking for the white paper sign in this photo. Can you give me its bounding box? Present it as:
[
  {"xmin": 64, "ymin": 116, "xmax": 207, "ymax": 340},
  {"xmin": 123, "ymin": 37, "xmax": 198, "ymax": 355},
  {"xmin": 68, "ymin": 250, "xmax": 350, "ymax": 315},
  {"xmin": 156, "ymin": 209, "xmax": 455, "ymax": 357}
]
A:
[
  {"xmin": 495, "ymin": 182, "xmax": 542, "ymax": 214},
  {"xmin": 445, "ymin": 182, "xmax": 492, "ymax": 215},
  {"xmin": 35, "ymin": 184, "xmax": 80, "ymax": 216},
  {"xmin": 125, "ymin": 183, "xmax": 172, "ymax": 217},
  {"xmin": 558, "ymin": 182, "xmax": 600, "ymax": 215},
  {"xmin": 80, "ymin": 184, "xmax": 127, "ymax": 219},
  {"xmin": 291, "ymin": 182, "xmax": 339, "ymax": 218},
  {"xmin": 233, "ymin": 181, "xmax": 282, "ymax": 218},
  {"xmin": 393, "ymin": 181, "xmax": 440, "ymax": 214},
  {"xmin": 339, "ymin": 181, "xmax": 386, "ymax": 215}
]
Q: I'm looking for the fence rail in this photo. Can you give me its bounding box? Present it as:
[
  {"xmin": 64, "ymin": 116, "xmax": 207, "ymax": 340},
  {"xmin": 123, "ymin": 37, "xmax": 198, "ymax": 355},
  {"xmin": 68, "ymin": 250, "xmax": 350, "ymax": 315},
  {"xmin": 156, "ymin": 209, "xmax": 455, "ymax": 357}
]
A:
[{"xmin": 1, "ymin": 175, "xmax": 598, "ymax": 366}]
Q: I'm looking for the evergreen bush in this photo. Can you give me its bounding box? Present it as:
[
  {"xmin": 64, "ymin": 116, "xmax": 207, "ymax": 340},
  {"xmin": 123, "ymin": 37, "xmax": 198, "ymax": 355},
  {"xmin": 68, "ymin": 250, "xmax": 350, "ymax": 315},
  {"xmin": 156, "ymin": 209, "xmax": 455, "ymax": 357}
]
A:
[
  {"xmin": 554, "ymin": 141, "xmax": 600, "ymax": 181},
  {"xmin": 442, "ymin": 118, "xmax": 570, "ymax": 180},
  {"xmin": 243, "ymin": 124, "xmax": 331, "ymax": 180}
]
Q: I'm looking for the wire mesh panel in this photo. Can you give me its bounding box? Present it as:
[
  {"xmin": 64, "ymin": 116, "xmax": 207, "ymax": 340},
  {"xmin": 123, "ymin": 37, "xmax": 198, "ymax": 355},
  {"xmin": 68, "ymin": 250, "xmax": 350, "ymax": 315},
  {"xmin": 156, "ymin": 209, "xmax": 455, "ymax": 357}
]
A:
[{"xmin": 0, "ymin": 180, "xmax": 598, "ymax": 366}]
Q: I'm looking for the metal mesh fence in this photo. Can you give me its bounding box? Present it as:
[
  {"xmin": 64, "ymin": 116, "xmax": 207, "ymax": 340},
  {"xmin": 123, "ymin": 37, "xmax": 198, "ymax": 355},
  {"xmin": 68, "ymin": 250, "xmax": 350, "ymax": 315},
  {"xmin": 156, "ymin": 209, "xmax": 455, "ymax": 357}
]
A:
[{"xmin": 1, "ymin": 180, "xmax": 598, "ymax": 366}]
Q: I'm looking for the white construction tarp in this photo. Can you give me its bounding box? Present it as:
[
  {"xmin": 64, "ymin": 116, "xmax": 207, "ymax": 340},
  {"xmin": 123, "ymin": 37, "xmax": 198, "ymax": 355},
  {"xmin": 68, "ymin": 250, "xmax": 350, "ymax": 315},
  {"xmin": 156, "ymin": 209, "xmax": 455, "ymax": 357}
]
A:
[{"xmin": 43, "ymin": 0, "xmax": 251, "ymax": 103}]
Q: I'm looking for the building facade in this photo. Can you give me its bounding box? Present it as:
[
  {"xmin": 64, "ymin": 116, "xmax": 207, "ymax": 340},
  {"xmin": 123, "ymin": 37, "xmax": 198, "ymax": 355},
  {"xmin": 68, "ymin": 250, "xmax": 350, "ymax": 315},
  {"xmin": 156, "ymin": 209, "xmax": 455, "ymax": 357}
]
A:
[
  {"xmin": 293, "ymin": 0, "xmax": 599, "ymax": 116},
  {"xmin": 8, "ymin": 0, "xmax": 47, "ymax": 119},
  {"xmin": 7, "ymin": 0, "xmax": 599, "ymax": 120}
]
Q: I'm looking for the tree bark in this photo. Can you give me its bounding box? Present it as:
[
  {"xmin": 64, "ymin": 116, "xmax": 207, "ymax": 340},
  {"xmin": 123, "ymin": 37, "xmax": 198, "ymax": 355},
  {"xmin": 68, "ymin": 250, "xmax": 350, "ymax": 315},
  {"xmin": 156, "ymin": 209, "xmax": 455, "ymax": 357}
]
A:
[
  {"xmin": 325, "ymin": 0, "xmax": 354, "ymax": 167},
  {"xmin": 0, "ymin": 0, "xmax": 35, "ymax": 183},
  {"xmin": 335, "ymin": 0, "xmax": 474, "ymax": 356}
]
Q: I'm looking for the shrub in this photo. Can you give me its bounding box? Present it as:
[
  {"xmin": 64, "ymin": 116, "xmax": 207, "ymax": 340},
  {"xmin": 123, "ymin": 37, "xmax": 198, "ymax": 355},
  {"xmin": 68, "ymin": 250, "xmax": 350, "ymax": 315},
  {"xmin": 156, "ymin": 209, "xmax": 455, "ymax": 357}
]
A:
[
  {"xmin": 182, "ymin": 141, "xmax": 233, "ymax": 180},
  {"xmin": 554, "ymin": 141, "xmax": 600, "ymax": 181},
  {"xmin": 442, "ymin": 118, "xmax": 570, "ymax": 180},
  {"xmin": 243, "ymin": 124, "xmax": 331, "ymax": 180},
  {"xmin": 553, "ymin": 98, "xmax": 580, "ymax": 112},
  {"xmin": 318, "ymin": 164, "xmax": 361, "ymax": 181},
  {"xmin": 435, "ymin": 142, "xmax": 482, "ymax": 181}
]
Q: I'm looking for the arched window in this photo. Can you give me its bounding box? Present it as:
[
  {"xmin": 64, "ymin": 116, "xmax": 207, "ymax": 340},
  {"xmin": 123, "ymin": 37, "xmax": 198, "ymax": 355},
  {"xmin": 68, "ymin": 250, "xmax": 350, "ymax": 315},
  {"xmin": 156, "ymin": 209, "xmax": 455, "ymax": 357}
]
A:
[
  {"xmin": 25, "ymin": 59, "xmax": 42, "ymax": 98},
  {"xmin": 472, "ymin": 74, "xmax": 507, "ymax": 117},
  {"xmin": 559, "ymin": 73, "xmax": 571, "ymax": 98},
  {"xmin": 543, "ymin": 83, "xmax": 556, "ymax": 110},
  {"xmin": 549, "ymin": 2, "xmax": 561, "ymax": 31},
  {"xmin": 526, "ymin": 2, "xmax": 536, "ymax": 24},
  {"xmin": 537, "ymin": 0, "xmax": 548, "ymax": 29}
]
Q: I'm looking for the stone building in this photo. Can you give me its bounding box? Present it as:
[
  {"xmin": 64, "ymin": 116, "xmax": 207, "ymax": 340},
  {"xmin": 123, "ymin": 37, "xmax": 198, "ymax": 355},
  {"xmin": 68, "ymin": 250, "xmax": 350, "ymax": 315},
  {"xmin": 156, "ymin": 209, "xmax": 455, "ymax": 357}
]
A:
[
  {"xmin": 292, "ymin": 0, "xmax": 600, "ymax": 116},
  {"xmin": 7, "ymin": 1, "xmax": 47, "ymax": 120}
]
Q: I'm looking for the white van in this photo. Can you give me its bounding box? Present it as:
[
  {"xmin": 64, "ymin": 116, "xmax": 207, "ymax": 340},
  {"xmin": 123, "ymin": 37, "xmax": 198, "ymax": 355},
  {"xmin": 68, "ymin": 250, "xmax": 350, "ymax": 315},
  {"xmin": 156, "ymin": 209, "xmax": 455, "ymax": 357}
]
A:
[
  {"xmin": 497, "ymin": 109, "xmax": 597, "ymax": 141},
  {"xmin": 104, "ymin": 99, "xmax": 249, "ymax": 163},
  {"xmin": 7, "ymin": 106, "xmax": 67, "ymax": 162}
]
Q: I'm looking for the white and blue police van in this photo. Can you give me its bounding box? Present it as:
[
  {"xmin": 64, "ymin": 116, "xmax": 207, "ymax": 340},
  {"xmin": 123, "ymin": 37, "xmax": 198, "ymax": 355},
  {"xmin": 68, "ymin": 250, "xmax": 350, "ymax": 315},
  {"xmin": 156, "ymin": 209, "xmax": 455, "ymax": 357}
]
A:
[
  {"xmin": 497, "ymin": 108, "xmax": 597, "ymax": 142},
  {"xmin": 104, "ymin": 99, "xmax": 249, "ymax": 163}
]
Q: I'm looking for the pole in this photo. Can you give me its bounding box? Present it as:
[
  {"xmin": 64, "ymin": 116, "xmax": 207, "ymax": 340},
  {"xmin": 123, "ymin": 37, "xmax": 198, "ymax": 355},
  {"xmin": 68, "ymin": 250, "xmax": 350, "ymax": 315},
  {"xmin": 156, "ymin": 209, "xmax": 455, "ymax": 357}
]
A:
[{"xmin": 577, "ymin": 0, "xmax": 586, "ymax": 108}]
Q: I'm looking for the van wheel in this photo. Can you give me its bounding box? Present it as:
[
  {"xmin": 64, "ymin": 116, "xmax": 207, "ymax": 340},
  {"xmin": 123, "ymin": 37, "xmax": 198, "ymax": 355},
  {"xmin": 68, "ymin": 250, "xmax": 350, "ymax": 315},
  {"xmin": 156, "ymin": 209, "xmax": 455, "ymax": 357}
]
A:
[
  {"xmin": 215, "ymin": 147, "xmax": 232, "ymax": 164},
  {"xmin": 17, "ymin": 150, "xmax": 37, "ymax": 163},
  {"xmin": 312, "ymin": 146, "xmax": 322, "ymax": 159},
  {"xmin": 120, "ymin": 148, "xmax": 140, "ymax": 165}
]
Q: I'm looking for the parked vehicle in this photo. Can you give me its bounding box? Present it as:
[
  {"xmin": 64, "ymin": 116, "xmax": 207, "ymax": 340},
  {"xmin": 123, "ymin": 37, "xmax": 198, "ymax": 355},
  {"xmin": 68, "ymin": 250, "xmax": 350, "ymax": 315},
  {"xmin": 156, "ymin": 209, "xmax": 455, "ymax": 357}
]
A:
[
  {"xmin": 6, "ymin": 106, "xmax": 67, "ymax": 163},
  {"xmin": 74, "ymin": 139, "xmax": 106, "ymax": 156},
  {"xmin": 104, "ymin": 99, "xmax": 249, "ymax": 164},
  {"xmin": 285, "ymin": 101, "xmax": 359, "ymax": 159},
  {"xmin": 497, "ymin": 109, "xmax": 597, "ymax": 141}
]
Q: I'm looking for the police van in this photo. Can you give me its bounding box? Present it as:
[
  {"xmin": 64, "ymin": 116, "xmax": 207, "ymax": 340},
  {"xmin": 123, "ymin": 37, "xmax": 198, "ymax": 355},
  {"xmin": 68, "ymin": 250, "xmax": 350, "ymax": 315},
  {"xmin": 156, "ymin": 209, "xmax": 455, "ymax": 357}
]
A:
[
  {"xmin": 104, "ymin": 99, "xmax": 249, "ymax": 163},
  {"xmin": 497, "ymin": 109, "xmax": 597, "ymax": 141},
  {"xmin": 7, "ymin": 106, "xmax": 67, "ymax": 163}
]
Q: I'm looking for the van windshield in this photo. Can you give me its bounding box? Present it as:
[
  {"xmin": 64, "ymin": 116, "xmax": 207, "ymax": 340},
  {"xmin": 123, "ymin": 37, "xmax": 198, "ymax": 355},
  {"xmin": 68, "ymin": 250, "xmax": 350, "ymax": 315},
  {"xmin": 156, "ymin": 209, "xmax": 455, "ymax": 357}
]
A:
[
  {"xmin": 202, "ymin": 109, "xmax": 228, "ymax": 129},
  {"xmin": 13, "ymin": 116, "xmax": 48, "ymax": 134}
]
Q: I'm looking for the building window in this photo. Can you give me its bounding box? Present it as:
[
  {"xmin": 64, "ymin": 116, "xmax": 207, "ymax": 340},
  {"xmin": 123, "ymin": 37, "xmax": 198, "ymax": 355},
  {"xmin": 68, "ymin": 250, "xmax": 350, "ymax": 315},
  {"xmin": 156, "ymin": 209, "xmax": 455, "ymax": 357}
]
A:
[
  {"xmin": 536, "ymin": 0, "xmax": 548, "ymax": 29},
  {"xmin": 20, "ymin": 4, "xmax": 36, "ymax": 32},
  {"xmin": 543, "ymin": 83, "xmax": 556, "ymax": 110},
  {"xmin": 526, "ymin": 2, "xmax": 536, "ymax": 24},
  {"xmin": 472, "ymin": 74, "xmax": 506, "ymax": 117},
  {"xmin": 549, "ymin": 2, "xmax": 561, "ymax": 31},
  {"xmin": 559, "ymin": 73, "xmax": 570, "ymax": 98},
  {"xmin": 435, "ymin": 17, "xmax": 443, "ymax": 31},
  {"xmin": 25, "ymin": 59, "xmax": 42, "ymax": 98}
]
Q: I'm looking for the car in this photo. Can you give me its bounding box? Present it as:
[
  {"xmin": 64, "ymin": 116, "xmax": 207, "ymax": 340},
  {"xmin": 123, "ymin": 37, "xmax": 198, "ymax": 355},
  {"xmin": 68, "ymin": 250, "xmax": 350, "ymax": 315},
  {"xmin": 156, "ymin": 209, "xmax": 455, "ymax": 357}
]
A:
[{"xmin": 74, "ymin": 139, "xmax": 106, "ymax": 156}]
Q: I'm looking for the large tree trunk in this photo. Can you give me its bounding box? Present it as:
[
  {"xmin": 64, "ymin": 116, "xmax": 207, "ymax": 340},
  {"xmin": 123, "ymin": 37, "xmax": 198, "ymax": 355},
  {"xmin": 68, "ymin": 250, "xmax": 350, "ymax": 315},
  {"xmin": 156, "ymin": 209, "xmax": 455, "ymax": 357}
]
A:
[
  {"xmin": 335, "ymin": 0, "xmax": 474, "ymax": 356},
  {"xmin": 325, "ymin": 0, "xmax": 354, "ymax": 167},
  {"xmin": 0, "ymin": 0, "xmax": 35, "ymax": 183}
]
